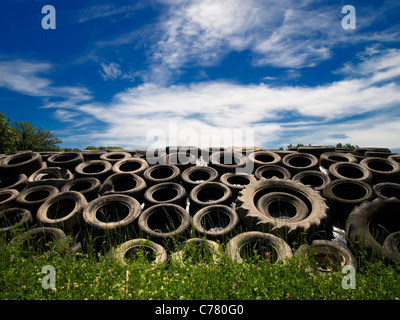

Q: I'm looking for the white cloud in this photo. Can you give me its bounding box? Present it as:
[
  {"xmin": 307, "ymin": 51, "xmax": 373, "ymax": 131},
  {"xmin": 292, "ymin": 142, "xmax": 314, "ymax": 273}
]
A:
[{"xmin": 99, "ymin": 62, "xmax": 122, "ymax": 81}]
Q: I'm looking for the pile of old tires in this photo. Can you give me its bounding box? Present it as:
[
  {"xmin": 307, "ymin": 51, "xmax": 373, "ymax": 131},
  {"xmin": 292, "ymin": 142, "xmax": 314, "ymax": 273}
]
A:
[{"xmin": 1, "ymin": 145, "xmax": 400, "ymax": 272}]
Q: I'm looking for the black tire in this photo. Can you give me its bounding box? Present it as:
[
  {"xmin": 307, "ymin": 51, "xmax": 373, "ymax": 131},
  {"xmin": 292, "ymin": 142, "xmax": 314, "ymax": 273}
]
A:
[
  {"xmin": 294, "ymin": 239, "xmax": 357, "ymax": 272},
  {"xmin": 37, "ymin": 191, "xmax": 87, "ymax": 233},
  {"xmin": 189, "ymin": 182, "xmax": 232, "ymax": 214},
  {"xmin": 192, "ymin": 204, "xmax": 239, "ymax": 240},
  {"xmin": 83, "ymin": 194, "xmax": 142, "ymax": 235},
  {"xmin": 345, "ymin": 198, "xmax": 400, "ymax": 262},
  {"xmin": 81, "ymin": 150, "xmax": 107, "ymax": 161},
  {"xmin": 170, "ymin": 238, "xmax": 222, "ymax": 264},
  {"xmin": 100, "ymin": 151, "xmax": 132, "ymax": 164},
  {"xmin": 75, "ymin": 160, "xmax": 113, "ymax": 183},
  {"xmin": 219, "ymin": 173, "xmax": 257, "ymax": 198},
  {"xmin": 99, "ymin": 172, "xmax": 147, "ymax": 203},
  {"xmin": 107, "ymin": 238, "xmax": 168, "ymax": 266},
  {"xmin": 360, "ymin": 157, "xmax": 400, "ymax": 184},
  {"xmin": 0, "ymin": 207, "xmax": 32, "ymax": 238},
  {"xmin": 236, "ymin": 178, "xmax": 329, "ymax": 238},
  {"xmin": 374, "ymin": 182, "xmax": 400, "ymax": 200},
  {"xmin": 355, "ymin": 147, "xmax": 391, "ymax": 155},
  {"xmin": 166, "ymin": 152, "xmax": 197, "ymax": 172},
  {"xmin": 254, "ymin": 164, "xmax": 292, "ymax": 180},
  {"xmin": 319, "ymin": 152, "xmax": 358, "ymax": 169},
  {"xmin": 61, "ymin": 177, "xmax": 101, "ymax": 202},
  {"xmin": 225, "ymin": 231, "xmax": 293, "ymax": 264},
  {"xmin": 47, "ymin": 152, "xmax": 84, "ymax": 172},
  {"xmin": 297, "ymin": 145, "xmax": 335, "ymax": 158},
  {"xmin": 256, "ymin": 192, "xmax": 309, "ymax": 223},
  {"xmin": 28, "ymin": 167, "xmax": 74, "ymax": 188},
  {"xmin": 181, "ymin": 166, "xmax": 219, "ymax": 191},
  {"xmin": 0, "ymin": 189, "xmax": 19, "ymax": 211},
  {"xmin": 328, "ymin": 162, "xmax": 372, "ymax": 183},
  {"xmin": 143, "ymin": 164, "xmax": 181, "ymax": 186},
  {"xmin": 248, "ymin": 151, "xmax": 281, "ymax": 169},
  {"xmin": 292, "ymin": 170, "xmax": 331, "ymax": 192},
  {"xmin": 143, "ymin": 182, "xmax": 187, "ymax": 208},
  {"xmin": 112, "ymin": 158, "xmax": 149, "ymax": 177},
  {"xmin": 0, "ymin": 173, "xmax": 28, "ymax": 192},
  {"xmin": 388, "ymin": 154, "xmax": 400, "ymax": 165},
  {"xmin": 15, "ymin": 185, "xmax": 59, "ymax": 217},
  {"xmin": 383, "ymin": 231, "xmax": 400, "ymax": 255},
  {"xmin": 209, "ymin": 151, "xmax": 250, "ymax": 175},
  {"xmin": 281, "ymin": 153, "xmax": 319, "ymax": 175},
  {"xmin": 134, "ymin": 149, "xmax": 167, "ymax": 166},
  {"xmin": 9, "ymin": 226, "xmax": 69, "ymax": 255},
  {"xmin": 0, "ymin": 151, "xmax": 43, "ymax": 177},
  {"xmin": 138, "ymin": 203, "xmax": 191, "ymax": 245},
  {"xmin": 323, "ymin": 179, "xmax": 375, "ymax": 223}
]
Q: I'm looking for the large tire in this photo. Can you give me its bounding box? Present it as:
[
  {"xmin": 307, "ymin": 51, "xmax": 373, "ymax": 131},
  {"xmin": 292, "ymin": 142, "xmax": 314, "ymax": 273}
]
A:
[
  {"xmin": 254, "ymin": 164, "xmax": 292, "ymax": 180},
  {"xmin": 360, "ymin": 157, "xmax": 400, "ymax": 184},
  {"xmin": 248, "ymin": 151, "xmax": 281, "ymax": 169},
  {"xmin": 138, "ymin": 203, "xmax": 191, "ymax": 245},
  {"xmin": 281, "ymin": 153, "xmax": 319, "ymax": 175},
  {"xmin": 0, "ymin": 151, "xmax": 43, "ymax": 177},
  {"xmin": 189, "ymin": 182, "xmax": 232, "ymax": 214},
  {"xmin": 47, "ymin": 152, "xmax": 83, "ymax": 172},
  {"xmin": 75, "ymin": 160, "xmax": 113, "ymax": 183},
  {"xmin": 225, "ymin": 231, "xmax": 293, "ymax": 264},
  {"xmin": 236, "ymin": 178, "xmax": 329, "ymax": 238},
  {"xmin": 292, "ymin": 170, "xmax": 331, "ymax": 192},
  {"xmin": 143, "ymin": 164, "xmax": 181, "ymax": 186},
  {"xmin": 181, "ymin": 166, "xmax": 219, "ymax": 191},
  {"xmin": 37, "ymin": 191, "xmax": 87, "ymax": 233},
  {"xmin": 345, "ymin": 198, "xmax": 400, "ymax": 262},
  {"xmin": 143, "ymin": 182, "xmax": 187, "ymax": 208},
  {"xmin": 209, "ymin": 151, "xmax": 250, "ymax": 175},
  {"xmin": 107, "ymin": 239, "xmax": 168, "ymax": 266},
  {"xmin": 192, "ymin": 204, "xmax": 239, "ymax": 240},
  {"xmin": 112, "ymin": 158, "xmax": 149, "ymax": 177},
  {"xmin": 328, "ymin": 162, "xmax": 372, "ymax": 183},
  {"xmin": 61, "ymin": 177, "xmax": 101, "ymax": 202},
  {"xmin": 15, "ymin": 185, "xmax": 59, "ymax": 217}
]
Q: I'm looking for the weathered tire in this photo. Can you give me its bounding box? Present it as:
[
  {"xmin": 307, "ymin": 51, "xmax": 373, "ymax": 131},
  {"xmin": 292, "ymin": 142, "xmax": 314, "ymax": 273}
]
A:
[
  {"xmin": 236, "ymin": 178, "xmax": 329, "ymax": 238},
  {"xmin": 319, "ymin": 152, "xmax": 358, "ymax": 169},
  {"xmin": 292, "ymin": 170, "xmax": 331, "ymax": 192},
  {"xmin": 219, "ymin": 173, "xmax": 257, "ymax": 198},
  {"xmin": 256, "ymin": 192, "xmax": 309, "ymax": 223},
  {"xmin": 143, "ymin": 164, "xmax": 181, "ymax": 186},
  {"xmin": 248, "ymin": 151, "xmax": 281, "ymax": 169},
  {"xmin": 189, "ymin": 182, "xmax": 232, "ymax": 214},
  {"xmin": 0, "ymin": 189, "xmax": 19, "ymax": 211},
  {"xmin": 254, "ymin": 165, "xmax": 292, "ymax": 180},
  {"xmin": 61, "ymin": 177, "xmax": 101, "ymax": 202},
  {"xmin": 138, "ymin": 203, "xmax": 191, "ymax": 245},
  {"xmin": 328, "ymin": 162, "xmax": 372, "ymax": 183},
  {"xmin": 28, "ymin": 167, "xmax": 73, "ymax": 188},
  {"xmin": 170, "ymin": 238, "xmax": 222, "ymax": 264},
  {"xmin": 181, "ymin": 166, "xmax": 219, "ymax": 191},
  {"xmin": 0, "ymin": 207, "xmax": 32, "ymax": 238},
  {"xmin": 383, "ymin": 232, "xmax": 400, "ymax": 255},
  {"xmin": 192, "ymin": 204, "xmax": 239, "ymax": 240},
  {"xmin": 355, "ymin": 147, "xmax": 391, "ymax": 155},
  {"xmin": 37, "ymin": 191, "xmax": 87, "ymax": 233},
  {"xmin": 47, "ymin": 152, "xmax": 84, "ymax": 172},
  {"xmin": 112, "ymin": 158, "xmax": 149, "ymax": 177},
  {"xmin": 225, "ymin": 231, "xmax": 293, "ymax": 264},
  {"xmin": 75, "ymin": 160, "xmax": 113, "ymax": 183},
  {"xmin": 0, "ymin": 173, "xmax": 28, "ymax": 191},
  {"xmin": 16, "ymin": 185, "xmax": 59, "ymax": 217},
  {"xmin": 294, "ymin": 239, "xmax": 357, "ymax": 272},
  {"xmin": 281, "ymin": 153, "xmax": 319, "ymax": 175},
  {"xmin": 345, "ymin": 198, "xmax": 400, "ymax": 262},
  {"xmin": 107, "ymin": 239, "xmax": 168, "ymax": 266},
  {"xmin": 143, "ymin": 182, "xmax": 187, "ymax": 208},
  {"xmin": 166, "ymin": 152, "xmax": 197, "ymax": 172},
  {"xmin": 373, "ymin": 182, "xmax": 400, "ymax": 200},
  {"xmin": 209, "ymin": 151, "xmax": 250, "ymax": 175},
  {"xmin": 297, "ymin": 145, "xmax": 335, "ymax": 158},
  {"xmin": 360, "ymin": 157, "xmax": 400, "ymax": 184},
  {"xmin": 100, "ymin": 151, "xmax": 132, "ymax": 164},
  {"xmin": 0, "ymin": 151, "xmax": 43, "ymax": 177},
  {"xmin": 99, "ymin": 172, "xmax": 147, "ymax": 203}
]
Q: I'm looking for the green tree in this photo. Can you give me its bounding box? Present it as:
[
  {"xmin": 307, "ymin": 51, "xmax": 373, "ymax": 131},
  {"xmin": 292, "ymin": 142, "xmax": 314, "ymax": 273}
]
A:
[
  {"xmin": 0, "ymin": 113, "xmax": 18, "ymax": 154},
  {"xmin": 11, "ymin": 121, "xmax": 62, "ymax": 152}
]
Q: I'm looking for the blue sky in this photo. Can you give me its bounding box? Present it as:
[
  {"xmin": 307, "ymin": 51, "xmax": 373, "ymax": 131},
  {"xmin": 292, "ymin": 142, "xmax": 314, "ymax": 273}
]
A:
[{"xmin": 1, "ymin": 0, "xmax": 400, "ymax": 151}]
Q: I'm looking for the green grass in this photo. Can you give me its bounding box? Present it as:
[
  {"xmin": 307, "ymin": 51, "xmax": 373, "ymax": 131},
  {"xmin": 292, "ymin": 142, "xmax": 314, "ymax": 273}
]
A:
[{"xmin": 1, "ymin": 227, "xmax": 400, "ymax": 300}]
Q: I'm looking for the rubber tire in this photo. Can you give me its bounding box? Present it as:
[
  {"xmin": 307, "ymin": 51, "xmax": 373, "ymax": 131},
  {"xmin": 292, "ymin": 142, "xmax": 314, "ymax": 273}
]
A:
[
  {"xmin": 360, "ymin": 157, "xmax": 400, "ymax": 184},
  {"xmin": 248, "ymin": 151, "xmax": 281, "ymax": 169},
  {"xmin": 15, "ymin": 185, "xmax": 59, "ymax": 217},
  {"xmin": 75, "ymin": 160, "xmax": 113, "ymax": 183},
  {"xmin": 209, "ymin": 151, "xmax": 250, "ymax": 175},
  {"xmin": 254, "ymin": 164, "xmax": 292, "ymax": 180},
  {"xmin": 345, "ymin": 198, "xmax": 400, "ymax": 262},
  {"xmin": 99, "ymin": 172, "xmax": 147, "ymax": 203},
  {"xmin": 281, "ymin": 153, "xmax": 319, "ymax": 175},
  {"xmin": 0, "ymin": 151, "xmax": 43, "ymax": 177},
  {"xmin": 37, "ymin": 191, "xmax": 87, "ymax": 233},
  {"xmin": 181, "ymin": 166, "xmax": 219, "ymax": 191},
  {"xmin": 236, "ymin": 178, "xmax": 329, "ymax": 237},
  {"xmin": 166, "ymin": 152, "xmax": 197, "ymax": 172},
  {"xmin": 143, "ymin": 182, "xmax": 187, "ymax": 208},
  {"xmin": 189, "ymin": 182, "xmax": 232, "ymax": 214},
  {"xmin": 192, "ymin": 204, "xmax": 239, "ymax": 240},
  {"xmin": 47, "ymin": 152, "xmax": 84, "ymax": 172},
  {"xmin": 292, "ymin": 170, "xmax": 331, "ymax": 192},
  {"xmin": 319, "ymin": 152, "xmax": 358, "ymax": 169},
  {"xmin": 373, "ymin": 182, "xmax": 400, "ymax": 200},
  {"xmin": 0, "ymin": 189, "xmax": 19, "ymax": 211},
  {"xmin": 28, "ymin": 167, "xmax": 74, "ymax": 188},
  {"xmin": 383, "ymin": 231, "xmax": 400, "ymax": 255},
  {"xmin": 61, "ymin": 177, "xmax": 101, "ymax": 202},
  {"xmin": 0, "ymin": 173, "xmax": 28, "ymax": 192},
  {"xmin": 138, "ymin": 203, "xmax": 191, "ymax": 245},
  {"xmin": 143, "ymin": 164, "xmax": 181, "ymax": 186},
  {"xmin": 328, "ymin": 162, "xmax": 372, "ymax": 183},
  {"xmin": 107, "ymin": 238, "xmax": 168, "ymax": 266},
  {"xmin": 112, "ymin": 158, "xmax": 149, "ymax": 177},
  {"xmin": 100, "ymin": 151, "xmax": 132, "ymax": 164},
  {"xmin": 225, "ymin": 231, "xmax": 293, "ymax": 264},
  {"xmin": 170, "ymin": 238, "xmax": 222, "ymax": 265},
  {"xmin": 0, "ymin": 207, "xmax": 32, "ymax": 237},
  {"xmin": 219, "ymin": 173, "xmax": 257, "ymax": 198},
  {"xmin": 297, "ymin": 146, "xmax": 335, "ymax": 158}
]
